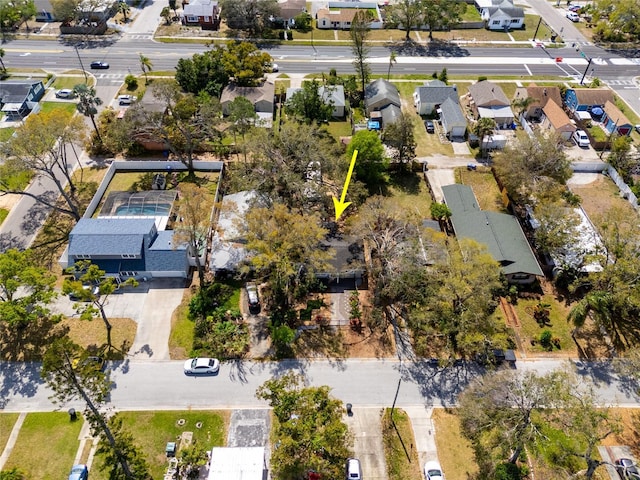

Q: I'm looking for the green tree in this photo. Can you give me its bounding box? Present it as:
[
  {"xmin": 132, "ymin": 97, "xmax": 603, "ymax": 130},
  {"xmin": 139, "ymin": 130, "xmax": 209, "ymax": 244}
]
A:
[
  {"xmin": 63, "ymin": 261, "xmax": 138, "ymax": 352},
  {"xmin": 0, "ymin": 249, "xmax": 56, "ymax": 328},
  {"xmin": 285, "ymin": 79, "xmax": 334, "ymax": 124},
  {"xmin": 245, "ymin": 204, "xmax": 333, "ymax": 312},
  {"xmin": 221, "ymin": 40, "xmax": 271, "ymax": 87},
  {"xmin": 160, "ymin": 6, "xmax": 171, "ymax": 24},
  {"xmin": 227, "ymin": 95, "xmax": 257, "ymax": 163},
  {"xmin": 421, "ymin": 0, "xmax": 464, "ymax": 40},
  {"xmin": 607, "ymin": 135, "xmax": 638, "ymax": 182},
  {"xmin": 350, "ymin": 10, "xmax": 372, "ymax": 101},
  {"xmin": 0, "ymin": 47, "xmax": 6, "ymax": 76},
  {"xmin": 471, "ymin": 117, "xmax": 497, "ymax": 158},
  {"xmin": 387, "ymin": 50, "xmax": 397, "ymax": 80},
  {"xmin": 293, "ymin": 11, "xmax": 312, "ymax": 32},
  {"xmin": 492, "ymin": 131, "xmax": 572, "ymax": 204},
  {"xmin": 347, "ymin": 129, "xmax": 388, "ymax": 193},
  {"xmin": 117, "ymin": 0, "xmax": 130, "ymax": 22},
  {"xmin": 139, "ymin": 53, "xmax": 152, "ymax": 85},
  {"xmin": 389, "ymin": 0, "xmax": 423, "ymax": 40},
  {"xmin": 511, "ymin": 95, "xmax": 536, "ymax": 119},
  {"xmin": 50, "ymin": 0, "xmax": 79, "ymax": 24},
  {"xmin": 178, "ymin": 442, "xmax": 208, "ymax": 479},
  {"xmin": 430, "ymin": 202, "xmax": 451, "ymax": 221},
  {"xmin": 256, "ymin": 373, "xmax": 352, "ymax": 480},
  {"xmin": 532, "ymin": 201, "xmax": 582, "ymax": 258},
  {"xmin": 172, "ymin": 183, "xmax": 213, "ymax": 286},
  {"xmin": 0, "ymin": 0, "xmax": 35, "ymax": 32},
  {"xmin": 219, "ymin": 0, "xmax": 278, "ymax": 36},
  {"xmin": 382, "ymin": 112, "xmax": 416, "ymax": 164},
  {"xmin": 4, "ymin": 109, "xmax": 87, "ymax": 220},
  {"xmin": 41, "ymin": 337, "xmax": 150, "ymax": 480},
  {"xmin": 175, "ymin": 47, "xmax": 229, "ymax": 97},
  {"xmin": 0, "ymin": 468, "xmax": 26, "ymax": 480},
  {"xmin": 592, "ymin": 0, "xmax": 640, "ymax": 42},
  {"xmin": 73, "ymin": 83, "xmax": 103, "ymax": 143}
]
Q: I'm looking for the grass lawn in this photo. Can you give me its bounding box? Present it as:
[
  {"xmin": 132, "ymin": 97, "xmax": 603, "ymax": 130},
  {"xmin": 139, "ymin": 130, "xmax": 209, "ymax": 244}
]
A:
[
  {"xmin": 4, "ymin": 412, "xmax": 84, "ymax": 479},
  {"xmin": 91, "ymin": 411, "xmax": 228, "ymax": 480},
  {"xmin": 382, "ymin": 408, "xmax": 422, "ymax": 480},
  {"xmin": 52, "ymin": 76, "xmax": 94, "ymax": 90},
  {"xmin": 60, "ymin": 316, "xmax": 138, "ymax": 359},
  {"xmin": 39, "ymin": 101, "xmax": 78, "ymax": 116},
  {"xmin": 432, "ymin": 408, "xmax": 478, "ymax": 479},
  {"xmin": 0, "ymin": 414, "xmax": 19, "ymax": 453},
  {"xmin": 0, "ymin": 127, "xmax": 15, "ymax": 142},
  {"xmin": 324, "ymin": 120, "xmax": 353, "ymax": 140},
  {"xmin": 0, "ymin": 208, "xmax": 9, "ymax": 225},
  {"xmin": 387, "ymin": 170, "xmax": 432, "ymax": 219},
  {"xmin": 509, "ymin": 15, "xmax": 554, "ymax": 42},
  {"xmin": 570, "ymin": 174, "xmax": 638, "ymax": 231},
  {"xmin": 169, "ymin": 288, "xmax": 194, "ymax": 359},
  {"xmin": 455, "ymin": 166, "xmax": 508, "ymax": 212}
]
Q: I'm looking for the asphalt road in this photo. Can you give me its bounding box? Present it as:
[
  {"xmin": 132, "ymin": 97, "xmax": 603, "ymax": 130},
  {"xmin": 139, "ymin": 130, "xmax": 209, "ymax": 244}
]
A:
[{"xmin": 1, "ymin": 358, "xmax": 639, "ymax": 412}]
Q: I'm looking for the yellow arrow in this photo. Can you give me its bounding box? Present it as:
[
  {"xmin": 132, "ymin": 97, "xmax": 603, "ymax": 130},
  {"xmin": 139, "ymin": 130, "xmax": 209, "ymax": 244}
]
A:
[{"xmin": 332, "ymin": 149, "xmax": 358, "ymax": 221}]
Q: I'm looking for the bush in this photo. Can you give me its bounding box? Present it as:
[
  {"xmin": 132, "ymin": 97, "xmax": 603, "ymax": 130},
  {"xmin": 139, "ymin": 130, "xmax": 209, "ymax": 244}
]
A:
[
  {"xmin": 539, "ymin": 329, "xmax": 553, "ymax": 350},
  {"xmin": 124, "ymin": 74, "xmax": 138, "ymax": 90},
  {"xmin": 494, "ymin": 462, "xmax": 522, "ymax": 480},
  {"xmin": 188, "ymin": 283, "xmax": 234, "ymax": 320},
  {"xmin": 271, "ymin": 324, "xmax": 295, "ymax": 358}
]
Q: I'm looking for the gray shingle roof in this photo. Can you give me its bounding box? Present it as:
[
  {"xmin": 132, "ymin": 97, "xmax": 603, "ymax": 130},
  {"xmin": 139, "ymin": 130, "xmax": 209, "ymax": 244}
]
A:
[
  {"xmin": 468, "ymin": 80, "xmax": 510, "ymax": 107},
  {"xmin": 439, "ymin": 97, "xmax": 466, "ymax": 127},
  {"xmin": 319, "ymin": 85, "xmax": 345, "ymax": 107},
  {"xmin": 365, "ymin": 79, "xmax": 401, "ymax": 111},
  {"xmin": 415, "ymin": 85, "xmax": 458, "ymax": 105},
  {"xmin": 442, "ymin": 184, "xmax": 543, "ymax": 277},
  {"xmin": 0, "ymin": 80, "xmax": 43, "ymax": 105},
  {"xmin": 69, "ymin": 218, "xmax": 155, "ymax": 256},
  {"xmin": 381, "ymin": 103, "xmax": 402, "ymax": 125}
]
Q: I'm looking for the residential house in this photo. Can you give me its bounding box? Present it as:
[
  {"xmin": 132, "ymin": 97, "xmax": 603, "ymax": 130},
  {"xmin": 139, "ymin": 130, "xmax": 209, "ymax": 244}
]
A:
[
  {"xmin": 34, "ymin": 0, "xmax": 55, "ymax": 21},
  {"xmin": 221, "ymin": 82, "xmax": 275, "ymax": 126},
  {"xmin": 540, "ymin": 99, "xmax": 576, "ymax": 140},
  {"xmin": 513, "ymin": 84, "xmax": 563, "ymax": 120},
  {"xmin": 78, "ymin": 0, "xmax": 116, "ymax": 22},
  {"xmin": 563, "ymin": 87, "xmax": 615, "ymax": 114},
  {"xmin": 182, "ymin": 0, "xmax": 220, "ymax": 30},
  {"xmin": 316, "ymin": 1, "xmax": 382, "ymax": 29},
  {"xmin": 442, "ymin": 184, "xmax": 543, "ymax": 284},
  {"xmin": 274, "ymin": 0, "xmax": 306, "ymax": 28},
  {"xmin": 439, "ymin": 97, "xmax": 467, "ymax": 138},
  {"xmin": 602, "ymin": 100, "xmax": 633, "ymax": 136},
  {"xmin": 286, "ymin": 85, "xmax": 346, "ymax": 118},
  {"xmin": 467, "ymin": 80, "xmax": 514, "ymax": 127},
  {"xmin": 475, "ymin": 0, "xmax": 524, "ymax": 30},
  {"xmin": 0, "ymin": 79, "xmax": 45, "ymax": 119},
  {"xmin": 365, "ymin": 78, "xmax": 401, "ymax": 128},
  {"xmin": 316, "ymin": 236, "xmax": 364, "ymax": 283},
  {"xmin": 413, "ymin": 79, "xmax": 459, "ymax": 116}
]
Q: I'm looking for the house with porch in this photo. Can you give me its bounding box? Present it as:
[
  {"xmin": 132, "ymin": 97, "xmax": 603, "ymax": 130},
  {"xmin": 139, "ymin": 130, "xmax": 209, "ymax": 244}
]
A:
[
  {"xmin": 602, "ymin": 100, "xmax": 633, "ymax": 136},
  {"xmin": 513, "ymin": 84, "xmax": 563, "ymax": 121},
  {"xmin": 316, "ymin": 1, "xmax": 382, "ymax": 29},
  {"xmin": 442, "ymin": 184, "xmax": 543, "ymax": 284},
  {"xmin": 0, "ymin": 79, "xmax": 45, "ymax": 120},
  {"xmin": 540, "ymin": 99, "xmax": 576, "ymax": 141},
  {"xmin": 413, "ymin": 79, "xmax": 459, "ymax": 116},
  {"xmin": 182, "ymin": 0, "xmax": 220, "ymax": 30},
  {"xmin": 365, "ymin": 78, "xmax": 401, "ymax": 129},
  {"xmin": 467, "ymin": 80, "xmax": 514, "ymax": 128},
  {"xmin": 476, "ymin": 0, "xmax": 524, "ymax": 30}
]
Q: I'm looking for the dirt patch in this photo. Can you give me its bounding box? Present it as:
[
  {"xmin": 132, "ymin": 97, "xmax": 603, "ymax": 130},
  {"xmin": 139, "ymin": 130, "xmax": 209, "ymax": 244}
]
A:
[
  {"xmin": 571, "ymin": 174, "xmax": 637, "ymax": 224},
  {"xmin": 293, "ymin": 324, "xmax": 396, "ymax": 359},
  {"xmin": 60, "ymin": 316, "xmax": 137, "ymax": 358},
  {"xmin": 0, "ymin": 193, "xmax": 20, "ymax": 211}
]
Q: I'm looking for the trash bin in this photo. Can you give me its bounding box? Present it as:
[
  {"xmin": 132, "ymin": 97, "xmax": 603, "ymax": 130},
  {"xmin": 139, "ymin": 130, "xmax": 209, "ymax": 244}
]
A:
[
  {"xmin": 346, "ymin": 403, "xmax": 353, "ymax": 416},
  {"xmin": 68, "ymin": 408, "xmax": 77, "ymax": 421}
]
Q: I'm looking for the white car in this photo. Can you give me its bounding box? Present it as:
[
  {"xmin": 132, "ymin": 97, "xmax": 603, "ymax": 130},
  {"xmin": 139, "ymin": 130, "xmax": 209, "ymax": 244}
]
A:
[
  {"xmin": 56, "ymin": 89, "xmax": 75, "ymax": 99},
  {"xmin": 118, "ymin": 94, "xmax": 137, "ymax": 105},
  {"xmin": 566, "ymin": 11, "xmax": 580, "ymax": 21},
  {"xmin": 183, "ymin": 357, "xmax": 220, "ymax": 375},
  {"xmin": 573, "ymin": 129, "xmax": 590, "ymax": 148},
  {"xmin": 424, "ymin": 461, "xmax": 444, "ymax": 480},
  {"xmin": 271, "ymin": 63, "xmax": 279, "ymax": 72}
]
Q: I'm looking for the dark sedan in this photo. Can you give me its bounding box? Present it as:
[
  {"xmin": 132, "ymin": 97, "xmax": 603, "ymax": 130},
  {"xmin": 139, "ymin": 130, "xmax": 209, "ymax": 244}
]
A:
[{"xmin": 90, "ymin": 61, "xmax": 109, "ymax": 69}]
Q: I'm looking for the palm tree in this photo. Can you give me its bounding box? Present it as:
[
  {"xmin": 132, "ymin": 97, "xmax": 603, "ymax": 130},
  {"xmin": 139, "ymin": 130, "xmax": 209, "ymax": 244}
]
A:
[
  {"xmin": 160, "ymin": 6, "xmax": 172, "ymax": 25},
  {"xmin": 72, "ymin": 84, "xmax": 103, "ymax": 143},
  {"xmin": 117, "ymin": 1, "xmax": 131, "ymax": 22},
  {"xmin": 387, "ymin": 51, "xmax": 397, "ymax": 81},
  {"xmin": 139, "ymin": 54, "xmax": 153, "ymax": 85},
  {"xmin": 511, "ymin": 95, "xmax": 536, "ymax": 120},
  {"xmin": 472, "ymin": 117, "xmax": 497, "ymax": 158}
]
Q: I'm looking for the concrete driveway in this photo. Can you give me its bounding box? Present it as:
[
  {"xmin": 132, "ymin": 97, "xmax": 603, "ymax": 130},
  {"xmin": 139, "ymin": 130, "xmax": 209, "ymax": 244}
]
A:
[{"xmin": 344, "ymin": 407, "xmax": 388, "ymax": 480}]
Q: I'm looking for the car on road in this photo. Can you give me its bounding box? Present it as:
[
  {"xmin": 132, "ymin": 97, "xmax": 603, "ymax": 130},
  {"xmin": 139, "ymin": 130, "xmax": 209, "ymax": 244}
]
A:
[
  {"xmin": 90, "ymin": 61, "xmax": 109, "ymax": 69},
  {"xmin": 566, "ymin": 11, "xmax": 580, "ymax": 21},
  {"xmin": 68, "ymin": 464, "xmax": 88, "ymax": 480},
  {"xmin": 56, "ymin": 88, "xmax": 75, "ymax": 99},
  {"xmin": 246, "ymin": 282, "xmax": 260, "ymax": 314},
  {"xmin": 184, "ymin": 357, "xmax": 220, "ymax": 375},
  {"xmin": 271, "ymin": 63, "xmax": 279, "ymax": 72},
  {"xmin": 616, "ymin": 458, "xmax": 640, "ymax": 480},
  {"xmin": 345, "ymin": 458, "xmax": 362, "ymax": 480},
  {"xmin": 573, "ymin": 129, "xmax": 590, "ymax": 147},
  {"xmin": 424, "ymin": 461, "xmax": 444, "ymax": 480},
  {"xmin": 118, "ymin": 94, "xmax": 137, "ymax": 105},
  {"xmin": 425, "ymin": 120, "xmax": 435, "ymax": 133}
]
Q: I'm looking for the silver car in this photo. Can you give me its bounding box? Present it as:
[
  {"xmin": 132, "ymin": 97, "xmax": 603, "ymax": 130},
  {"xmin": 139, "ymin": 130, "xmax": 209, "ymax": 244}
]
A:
[{"xmin": 183, "ymin": 357, "xmax": 220, "ymax": 375}]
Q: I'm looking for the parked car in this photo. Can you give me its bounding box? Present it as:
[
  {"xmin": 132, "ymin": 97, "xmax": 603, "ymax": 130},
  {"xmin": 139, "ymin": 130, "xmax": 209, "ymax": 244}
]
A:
[
  {"xmin": 68, "ymin": 464, "xmax": 88, "ymax": 480},
  {"xmin": 90, "ymin": 61, "xmax": 109, "ymax": 69},
  {"xmin": 118, "ymin": 94, "xmax": 137, "ymax": 105},
  {"xmin": 425, "ymin": 120, "xmax": 435, "ymax": 133},
  {"xmin": 424, "ymin": 460, "xmax": 444, "ymax": 480},
  {"xmin": 345, "ymin": 458, "xmax": 362, "ymax": 480},
  {"xmin": 72, "ymin": 355, "xmax": 106, "ymax": 372},
  {"xmin": 183, "ymin": 357, "xmax": 220, "ymax": 375},
  {"xmin": 271, "ymin": 63, "xmax": 279, "ymax": 72},
  {"xmin": 568, "ymin": 4, "xmax": 582, "ymax": 11},
  {"xmin": 68, "ymin": 283, "xmax": 99, "ymax": 301},
  {"xmin": 616, "ymin": 458, "xmax": 640, "ymax": 480},
  {"xmin": 56, "ymin": 88, "xmax": 75, "ymax": 99},
  {"xmin": 246, "ymin": 282, "xmax": 260, "ymax": 314},
  {"xmin": 573, "ymin": 129, "xmax": 590, "ymax": 147},
  {"xmin": 634, "ymin": 124, "xmax": 640, "ymax": 133},
  {"xmin": 566, "ymin": 11, "xmax": 580, "ymax": 21}
]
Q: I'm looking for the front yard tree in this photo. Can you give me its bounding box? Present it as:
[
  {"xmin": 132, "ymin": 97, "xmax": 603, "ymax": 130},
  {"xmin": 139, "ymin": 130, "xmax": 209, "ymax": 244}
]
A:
[
  {"xmin": 492, "ymin": 131, "xmax": 572, "ymax": 204},
  {"xmin": 63, "ymin": 261, "xmax": 138, "ymax": 352},
  {"xmin": 227, "ymin": 95, "xmax": 257, "ymax": 163},
  {"xmin": 459, "ymin": 370, "xmax": 563, "ymax": 475},
  {"xmin": 382, "ymin": 112, "xmax": 416, "ymax": 164},
  {"xmin": 532, "ymin": 201, "xmax": 582, "ymax": 259},
  {"xmin": 172, "ymin": 183, "xmax": 213, "ymax": 287},
  {"xmin": 0, "ymin": 249, "xmax": 56, "ymax": 328},
  {"xmin": 221, "ymin": 40, "xmax": 272, "ymax": 87},
  {"xmin": 3, "ymin": 109, "xmax": 86, "ymax": 220},
  {"xmin": 350, "ymin": 10, "xmax": 372, "ymax": 101},
  {"xmin": 347, "ymin": 129, "xmax": 389, "ymax": 193},
  {"xmin": 41, "ymin": 338, "xmax": 151, "ymax": 480},
  {"xmin": 285, "ymin": 79, "xmax": 334, "ymax": 125},
  {"xmin": 256, "ymin": 373, "xmax": 352, "ymax": 480},
  {"xmin": 175, "ymin": 47, "xmax": 229, "ymax": 97},
  {"xmin": 389, "ymin": 0, "xmax": 423, "ymax": 40},
  {"xmin": 73, "ymin": 84, "xmax": 103, "ymax": 143},
  {"xmin": 0, "ymin": 0, "xmax": 35, "ymax": 32},
  {"xmin": 139, "ymin": 53, "xmax": 152, "ymax": 85},
  {"xmin": 117, "ymin": 0, "xmax": 130, "ymax": 22},
  {"xmin": 245, "ymin": 204, "xmax": 333, "ymax": 312},
  {"xmin": 219, "ymin": 0, "xmax": 278, "ymax": 36},
  {"xmin": 421, "ymin": 0, "xmax": 464, "ymax": 40},
  {"xmin": 471, "ymin": 117, "xmax": 496, "ymax": 158}
]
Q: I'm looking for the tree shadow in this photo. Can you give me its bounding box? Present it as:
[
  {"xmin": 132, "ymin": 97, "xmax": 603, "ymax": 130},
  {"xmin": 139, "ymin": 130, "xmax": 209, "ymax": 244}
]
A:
[
  {"xmin": 0, "ymin": 318, "xmax": 69, "ymax": 362},
  {"xmin": 388, "ymin": 169, "xmax": 421, "ymax": 195},
  {"xmin": 0, "ymin": 361, "xmax": 45, "ymax": 408},
  {"xmin": 389, "ymin": 38, "xmax": 470, "ymax": 58}
]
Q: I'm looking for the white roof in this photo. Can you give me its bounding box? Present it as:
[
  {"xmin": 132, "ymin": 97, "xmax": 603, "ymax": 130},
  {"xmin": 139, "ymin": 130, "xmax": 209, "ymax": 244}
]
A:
[
  {"xmin": 216, "ymin": 190, "xmax": 257, "ymax": 241},
  {"xmin": 207, "ymin": 447, "xmax": 265, "ymax": 480},
  {"xmin": 477, "ymin": 105, "xmax": 514, "ymax": 119}
]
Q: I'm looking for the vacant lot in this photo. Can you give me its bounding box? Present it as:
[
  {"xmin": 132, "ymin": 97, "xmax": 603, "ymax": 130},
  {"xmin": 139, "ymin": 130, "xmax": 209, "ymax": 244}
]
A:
[
  {"xmin": 456, "ymin": 166, "xmax": 507, "ymax": 212},
  {"xmin": 570, "ymin": 174, "xmax": 637, "ymax": 229},
  {"xmin": 432, "ymin": 409, "xmax": 478, "ymax": 479}
]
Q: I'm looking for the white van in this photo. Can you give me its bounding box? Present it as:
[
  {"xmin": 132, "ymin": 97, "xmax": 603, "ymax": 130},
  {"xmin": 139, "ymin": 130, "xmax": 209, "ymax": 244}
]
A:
[
  {"xmin": 573, "ymin": 130, "xmax": 590, "ymax": 148},
  {"xmin": 346, "ymin": 458, "xmax": 362, "ymax": 480}
]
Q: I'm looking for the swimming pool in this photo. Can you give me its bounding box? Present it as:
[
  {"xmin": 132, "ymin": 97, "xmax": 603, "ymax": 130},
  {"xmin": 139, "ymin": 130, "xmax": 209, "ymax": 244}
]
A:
[{"xmin": 115, "ymin": 203, "xmax": 171, "ymax": 216}]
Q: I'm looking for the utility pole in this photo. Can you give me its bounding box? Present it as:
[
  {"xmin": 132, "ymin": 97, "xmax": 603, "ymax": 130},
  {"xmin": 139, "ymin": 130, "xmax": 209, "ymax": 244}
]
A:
[
  {"xmin": 74, "ymin": 45, "xmax": 88, "ymax": 83},
  {"xmin": 574, "ymin": 43, "xmax": 593, "ymax": 85}
]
